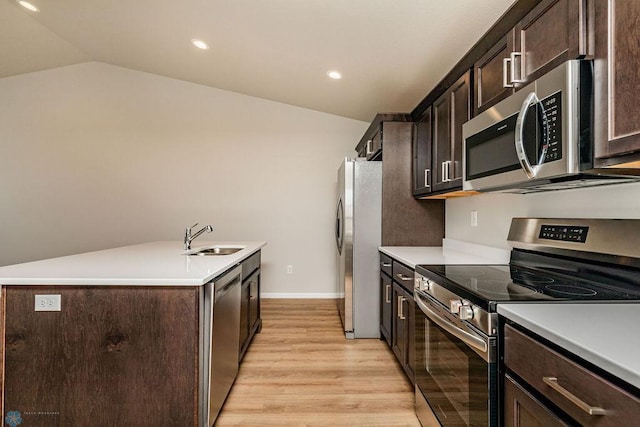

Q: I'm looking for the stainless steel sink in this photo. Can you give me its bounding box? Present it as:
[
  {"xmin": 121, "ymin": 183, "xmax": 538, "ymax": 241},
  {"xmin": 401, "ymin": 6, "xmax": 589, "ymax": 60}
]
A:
[{"xmin": 189, "ymin": 247, "xmax": 244, "ymax": 256}]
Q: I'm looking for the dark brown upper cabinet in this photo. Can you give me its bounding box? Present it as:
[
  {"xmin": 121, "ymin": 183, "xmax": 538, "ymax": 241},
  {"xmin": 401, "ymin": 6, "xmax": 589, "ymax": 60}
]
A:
[
  {"xmin": 355, "ymin": 114, "xmax": 444, "ymax": 246},
  {"xmin": 512, "ymin": 0, "xmax": 587, "ymax": 85},
  {"xmin": 475, "ymin": 0, "xmax": 587, "ymax": 115},
  {"xmin": 412, "ymin": 107, "xmax": 432, "ymax": 196},
  {"xmin": 474, "ymin": 33, "xmax": 515, "ymax": 115},
  {"xmin": 356, "ymin": 124, "xmax": 383, "ymax": 160},
  {"xmin": 432, "ymin": 71, "xmax": 470, "ymax": 193},
  {"xmin": 593, "ymin": 0, "xmax": 640, "ymax": 164}
]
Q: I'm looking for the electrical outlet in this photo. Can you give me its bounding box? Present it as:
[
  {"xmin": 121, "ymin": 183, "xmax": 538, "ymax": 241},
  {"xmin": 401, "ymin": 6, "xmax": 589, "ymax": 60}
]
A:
[
  {"xmin": 471, "ymin": 210, "xmax": 478, "ymax": 227},
  {"xmin": 286, "ymin": 265, "xmax": 293, "ymax": 274},
  {"xmin": 35, "ymin": 294, "xmax": 61, "ymax": 311}
]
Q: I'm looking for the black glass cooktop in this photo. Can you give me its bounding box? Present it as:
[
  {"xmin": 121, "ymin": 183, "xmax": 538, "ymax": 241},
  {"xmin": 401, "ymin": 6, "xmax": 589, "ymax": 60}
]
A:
[{"xmin": 415, "ymin": 263, "xmax": 640, "ymax": 311}]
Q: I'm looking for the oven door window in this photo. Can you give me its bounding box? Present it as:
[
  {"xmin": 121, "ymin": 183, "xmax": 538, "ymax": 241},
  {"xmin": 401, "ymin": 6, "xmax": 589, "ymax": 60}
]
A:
[{"xmin": 416, "ymin": 315, "xmax": 496, "ymax": 427}]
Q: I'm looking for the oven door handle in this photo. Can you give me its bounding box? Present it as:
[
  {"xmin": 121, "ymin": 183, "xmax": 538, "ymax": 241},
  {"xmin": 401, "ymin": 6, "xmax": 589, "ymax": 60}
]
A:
[{"xmin": 415, "ymin": 294, "xmax": 488, "ymax": 355}]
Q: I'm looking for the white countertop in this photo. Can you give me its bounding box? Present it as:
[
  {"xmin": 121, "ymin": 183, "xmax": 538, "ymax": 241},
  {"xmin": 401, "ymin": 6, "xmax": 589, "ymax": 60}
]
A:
[
  {"xmin": 0, "ymin": 241, "xmax": 266, "ymax": 286},
  {"xmin": 379, "ymin": 239, "xmax": 510, "ymax": 268},
  {"xmin": 498, "ymin": 303, "xmax": 640, "ymax": 389}
]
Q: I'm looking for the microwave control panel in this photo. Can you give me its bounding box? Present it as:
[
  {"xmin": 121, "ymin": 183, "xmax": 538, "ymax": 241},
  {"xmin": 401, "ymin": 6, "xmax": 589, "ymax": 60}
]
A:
[{"xmin": 541, "ymin": 92, "xmax": 562, "ymax": 163}]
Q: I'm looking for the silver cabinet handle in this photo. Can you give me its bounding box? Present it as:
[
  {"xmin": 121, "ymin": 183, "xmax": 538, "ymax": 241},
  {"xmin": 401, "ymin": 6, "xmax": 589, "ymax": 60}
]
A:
[
  {"xmin": 398, "ymin": 296, "xmax": 406, "ymax": 320},
  {"xmin": 441, "ymin": 160, "xmax": 452, "ymax": 182},
  {"xmin": 396, "ymin": 273, "xmax": 412, "ymax": 282},
  {"xmin": 424, "ymin": 168, "xmax": 431, "ymax": 188},
  {"xmin": 503, "ymin": 57, "xmax": 513, "ymax": 88},
  {"xmin": 380, "ymin": 262, "xmax": 391, "ymax": 268},
  {"xmin": 542, "ymin": 377, "xmax": 606, "ymax": 416},
  {"xmin": 366, "ymin": 139, "xmax": 373, "ymax": 155},
  {"xmin": 385, "ymin": 284, "xmax": 391, "ymax": 304},
  {"xmin": 510, "ymin": 51, "xmax": 525, "ymax": 84}
]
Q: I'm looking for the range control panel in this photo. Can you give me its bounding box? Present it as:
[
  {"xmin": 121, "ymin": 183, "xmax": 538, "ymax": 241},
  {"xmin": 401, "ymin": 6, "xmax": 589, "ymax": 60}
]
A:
[{"xmin": 539, "ymin": 225, "xmax": 588, "ymax": 243}]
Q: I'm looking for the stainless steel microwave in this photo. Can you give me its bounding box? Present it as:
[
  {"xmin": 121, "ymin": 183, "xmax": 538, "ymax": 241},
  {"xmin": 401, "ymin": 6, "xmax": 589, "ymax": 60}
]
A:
[{"xmin": 462, "ymin": 60, "xmax": 640, "ymax": 193}]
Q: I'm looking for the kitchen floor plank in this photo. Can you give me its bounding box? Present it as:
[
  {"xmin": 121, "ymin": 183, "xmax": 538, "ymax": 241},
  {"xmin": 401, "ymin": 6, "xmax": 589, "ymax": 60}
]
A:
[{"xmin": 216, "ymin": 298, "xmax": 420, "ymax": 426}]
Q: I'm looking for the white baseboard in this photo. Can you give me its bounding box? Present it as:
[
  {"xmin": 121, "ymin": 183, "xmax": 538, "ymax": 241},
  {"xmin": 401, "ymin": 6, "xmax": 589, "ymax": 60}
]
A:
[{"xmin": 261, "ymin": 293, "xmax": 339, "ymax": 299}]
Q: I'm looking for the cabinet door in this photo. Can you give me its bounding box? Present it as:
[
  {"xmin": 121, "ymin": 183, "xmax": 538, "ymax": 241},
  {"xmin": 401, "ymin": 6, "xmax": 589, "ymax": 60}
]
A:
[
  {"xmin": 450, "ymin": 72, "xmax": 470, "ymax": 185},
  {"xmin": 391, "ymin": 283, "xmax": 406, "ymax": 365},
  {"xmin": 475, "ymin": 33, "xmax": 515, "ymax": 115},
  {"xmin": 364, "ymin": 126, "xmax": 383, "ymax": 160},
  {"xmin": 432, "ymin": 88, "xmax": 451, "ymax": 193},
  {"xmin": 380, "ymin": 273, "xmax": 393, "ymax": 347},
  {"xmin": 593, "ymin": 0, "xmax": 640, "ymax": 161},
  {"xmin": 512, "ymin": 0, "xmax": 586, "ymax": 86},
  {"xmin": 240, "ymin": 280, "xmax": 250, "ymax": 355},
  {"xmin": 249, "ymin": 269, "xmax": 260, "ymax": 333},
  {"xmin": 433, "ymin": 71, "xmax": 470, "ymax": 192},
  {"xmin": 240, "ymin": 269, "xmax": 261, "ymax": 361},
  {"xmin": 391, "ymin": 283, "xmax": 415, "ymax": 383},
  {"xmin": 413, "ymin": 108, "xmax": 432, "ymax": 195},
  {"xmin": 406, "ymin": 295, "xmax": 416, "ymax": 383},
  {"xmin": 504, "ymin": 374, "xmax": 569, "ymax": 427},
  {"xmin": 3, "ymin": 286, "xmax": 198, "ymax": 426}
]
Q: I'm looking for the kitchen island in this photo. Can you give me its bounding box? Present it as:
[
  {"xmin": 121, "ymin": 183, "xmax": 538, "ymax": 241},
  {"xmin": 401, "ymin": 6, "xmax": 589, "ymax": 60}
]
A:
[{"xmin": 0, "ymin": 241, "xmax": 266, "ymax": 427}]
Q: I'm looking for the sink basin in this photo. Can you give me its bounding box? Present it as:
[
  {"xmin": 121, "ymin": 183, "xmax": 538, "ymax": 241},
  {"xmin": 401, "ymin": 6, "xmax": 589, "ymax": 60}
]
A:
[{"xmin": 189, "ymin": 246, "xmax": 244, "ymax": 256}]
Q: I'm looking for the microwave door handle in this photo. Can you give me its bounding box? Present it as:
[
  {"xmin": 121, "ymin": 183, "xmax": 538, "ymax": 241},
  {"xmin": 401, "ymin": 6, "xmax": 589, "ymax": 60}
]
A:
[{"xmin": 515, "ymin": 92, "xmax": 541, "ymax": 179}]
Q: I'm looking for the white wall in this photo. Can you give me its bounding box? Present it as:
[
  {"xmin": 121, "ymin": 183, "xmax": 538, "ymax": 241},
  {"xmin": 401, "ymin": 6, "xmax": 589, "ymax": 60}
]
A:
[
  {"xmin": 0, "ymin": 62, "xmax": 367, "ymax": 296},
  {"xmin": 446, "ymin": 182, "xmax": 640, "ymax": 249}
]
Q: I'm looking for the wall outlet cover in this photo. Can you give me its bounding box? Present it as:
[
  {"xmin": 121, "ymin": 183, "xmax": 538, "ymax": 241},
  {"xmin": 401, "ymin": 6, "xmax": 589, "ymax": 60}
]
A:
[{"xmin": 35, "ymin": 294, "xmax": 62, "ymax": 311}]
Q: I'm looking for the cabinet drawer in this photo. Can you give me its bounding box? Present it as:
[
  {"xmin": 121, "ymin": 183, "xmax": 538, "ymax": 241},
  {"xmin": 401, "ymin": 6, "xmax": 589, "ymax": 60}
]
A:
[
  {"xmin": 504, "ymin": 324, "xmax": 640, "ymax": 427},
  {"xmin": 392, "ymin": 260, "xmax": 414, "ymax": 293},
  {"xmin": 241, "ymin": 251, "xmax": 261, "ymax": 281},
  {"xmin": 504, "ymin": 373, "xmax": 569, "ymax": 427},
  {"xmin": 380, "ymin": 253, "xmax": 392, "ymax": 277}
]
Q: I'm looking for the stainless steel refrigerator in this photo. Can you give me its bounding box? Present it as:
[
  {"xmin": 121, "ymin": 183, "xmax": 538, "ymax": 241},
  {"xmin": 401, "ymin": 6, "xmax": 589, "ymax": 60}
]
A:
[{"xmin": 335, "ymin": 158, "xmax": 381, "ymax": 339}]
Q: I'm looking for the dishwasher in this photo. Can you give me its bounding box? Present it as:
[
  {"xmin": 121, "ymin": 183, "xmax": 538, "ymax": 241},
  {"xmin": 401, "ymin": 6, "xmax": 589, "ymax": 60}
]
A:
[{"xmin": 201, "ymin": 265, "xmax": 242, "ymax": 426}]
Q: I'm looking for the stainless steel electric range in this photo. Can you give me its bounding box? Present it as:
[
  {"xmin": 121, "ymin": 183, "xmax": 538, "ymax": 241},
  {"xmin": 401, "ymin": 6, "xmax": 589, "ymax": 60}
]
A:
[{"xmin": 413, "ymin": 218, "xmax": 640, "ymax": 427}]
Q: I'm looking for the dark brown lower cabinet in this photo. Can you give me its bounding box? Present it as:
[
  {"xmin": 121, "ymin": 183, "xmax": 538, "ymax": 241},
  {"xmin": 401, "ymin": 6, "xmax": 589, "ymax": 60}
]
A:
[
  {"xmin": 504, "ymin": 374, "xmax": 569, "ymax": 427},
  {"xmin": 391, "ymin": 282, "xmax": 415, "ymax": 384},
  {"xmin": 380, "ymin": 253, "xmax": 415, "ymax": 384},
  {"xmin": 239, "ymin": 268, "xmax": 261, "ymax": 361},
  {"xmin": 3, "ymin": 286, "xmax": 199, "ymax": 427},
  {"xmin": 504, "ymin": 324, "xmax": 640, "ymax": 427},
  {"xmin": 380, "ymin": 272, "xmax": 392, "ymax": 346}
]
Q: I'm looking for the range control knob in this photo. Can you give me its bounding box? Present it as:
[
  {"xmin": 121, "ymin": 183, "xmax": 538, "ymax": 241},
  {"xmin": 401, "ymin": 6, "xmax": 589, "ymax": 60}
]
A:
[
  {"xmin": 459, "ymin": 304, "xmax": 474, "ymax": 321},
  {"xmin": 415, "ymin": 277, "xmax": 431, "ymax": 292},
  {"xmin": 449, "ymin": 300, "xmax": 463, "ymax": 314}
]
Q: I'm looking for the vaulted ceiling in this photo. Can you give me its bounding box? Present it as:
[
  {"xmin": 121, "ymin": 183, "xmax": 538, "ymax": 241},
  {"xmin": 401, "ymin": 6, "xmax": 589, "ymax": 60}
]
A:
[{"xmin": 1, "ymin": 0, "xmax": 516, "ymax": 121}]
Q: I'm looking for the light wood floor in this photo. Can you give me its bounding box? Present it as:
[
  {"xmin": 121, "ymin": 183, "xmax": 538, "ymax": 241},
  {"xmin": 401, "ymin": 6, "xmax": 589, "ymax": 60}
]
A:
[{"xmin": 216, "ymin": 299, "xmax": 420, "ymax": 426}]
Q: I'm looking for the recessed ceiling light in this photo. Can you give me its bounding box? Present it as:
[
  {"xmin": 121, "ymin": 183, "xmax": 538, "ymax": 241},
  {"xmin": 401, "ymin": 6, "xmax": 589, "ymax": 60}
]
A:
[
  {"xmin": 191, "ymin": 39, "xmax": 209, "ymax": 50},
  {"xmin": 18, "ymin": 1, "xmax": 39, "ymax": 12},
  {"xmin": 327, "ymin": 70, "xmax": 342, "ymax": 80}
]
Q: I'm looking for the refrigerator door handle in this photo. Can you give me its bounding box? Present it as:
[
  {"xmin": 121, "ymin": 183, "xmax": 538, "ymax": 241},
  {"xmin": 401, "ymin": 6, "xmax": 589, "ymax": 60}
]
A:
[{"xmin": 335, "ymin": 198, "xmax": 344, "ymax": 254}]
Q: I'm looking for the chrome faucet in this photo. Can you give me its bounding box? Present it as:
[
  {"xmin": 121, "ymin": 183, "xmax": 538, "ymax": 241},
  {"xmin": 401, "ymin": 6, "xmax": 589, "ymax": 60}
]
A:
[{"xmin": 184, "ymin": 223, "xmax": 213, "ymax": 250}]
